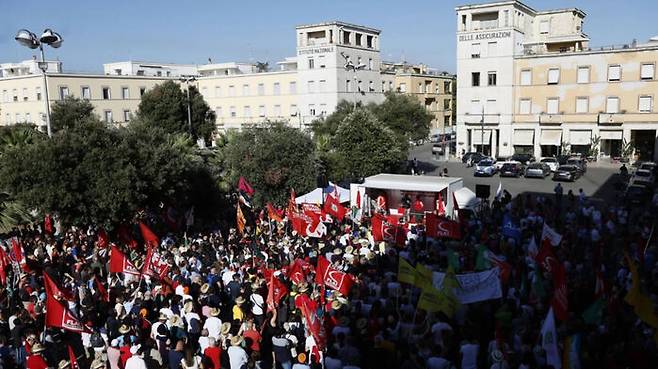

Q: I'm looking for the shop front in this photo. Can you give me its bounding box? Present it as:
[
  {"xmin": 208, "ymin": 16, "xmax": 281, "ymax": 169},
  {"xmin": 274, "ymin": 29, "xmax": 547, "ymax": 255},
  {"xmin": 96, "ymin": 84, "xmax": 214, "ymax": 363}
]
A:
[{"xmin": 540, "ymin": 129, "xmax": 562, "ymax": 157}]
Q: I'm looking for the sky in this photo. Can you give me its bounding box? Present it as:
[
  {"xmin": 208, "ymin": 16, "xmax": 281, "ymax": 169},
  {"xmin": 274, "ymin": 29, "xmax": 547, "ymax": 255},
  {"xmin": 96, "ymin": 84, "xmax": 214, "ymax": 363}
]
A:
[{"xmin": 1, "ymin": 0, "xmax": 657, "ymax": 74}]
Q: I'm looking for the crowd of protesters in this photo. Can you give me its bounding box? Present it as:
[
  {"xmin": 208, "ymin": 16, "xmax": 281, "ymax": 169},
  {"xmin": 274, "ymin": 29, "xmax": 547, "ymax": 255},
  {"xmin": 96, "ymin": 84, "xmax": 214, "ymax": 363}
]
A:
[{"xmin": 0, "ymin": 184, "xmax": 657, "ymax": 369}]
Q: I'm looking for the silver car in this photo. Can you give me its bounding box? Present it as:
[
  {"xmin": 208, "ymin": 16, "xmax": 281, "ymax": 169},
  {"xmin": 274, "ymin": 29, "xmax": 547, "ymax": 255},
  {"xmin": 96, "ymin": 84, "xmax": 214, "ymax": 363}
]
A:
[
  {"xmin": 474, "ymin": 159, "xmax": 497, "ymax": 177},
  {"xmin": 525, "ymin": 163, "xmax": 551, "ymax": 178},
  {"xmin": 540, "ymin": 157, "xmax": 559, "ymax": 172}
]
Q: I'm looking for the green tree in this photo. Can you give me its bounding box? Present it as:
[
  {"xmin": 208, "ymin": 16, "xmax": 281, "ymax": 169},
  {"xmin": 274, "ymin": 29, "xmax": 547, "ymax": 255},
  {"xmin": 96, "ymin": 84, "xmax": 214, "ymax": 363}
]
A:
[
  {"xmin": 223, "ymin": 122, "xmax": 316, "ymax": 206},
  {"xmin": 0, "ymin": 124, "xmax": 45, "ymax": 156},
  {"xmin": 0, "ymin": 192, "xmax": 36, "ymax": 233},
  {"xmin": 372, "ymin": 91, "xmax": 433, "ymax": 142},
  {"xmin": 50, "ymin": 97, "xmax": 97, "ymax": 133},
  {"xmin": 311, "ymin": 100, "xmax": 356, "ymax": 137},
  {"xmin": 330, "ymin": 108, "xmax": 404, "ymax": 181},
  {"xmin": 137, "ymin": 80, "xmax": 216, "ymax": 141}
]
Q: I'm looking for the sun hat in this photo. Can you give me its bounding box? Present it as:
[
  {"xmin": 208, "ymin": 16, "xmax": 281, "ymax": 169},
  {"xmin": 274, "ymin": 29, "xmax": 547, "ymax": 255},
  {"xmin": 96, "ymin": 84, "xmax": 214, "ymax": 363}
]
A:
[
  {"xmin": 345, "ymin": 246, "xmax": 354, "ymax": 255},
  {"xmin": 91, "ymin": 360, "xmax": 105, "ymax": 369},
  {"xmin": 297, "ymin": 283, "xmax": 309, "ymax": 293},
  {"xmin": 331, "ymin": 300, "xmax": 343, "ymax": 310},
  {"xmin": 200, "ymin": 283, "xmax": 210, "ymax": 294},
  {"xmin": 235, "ymin": 296, "xmax": 246, "ymax": 305},
  {"xmin": 118, "ymin": 324, "xmax": 131, "ymax": 334},
  {"xmin": 221, "ymin": 322, "xmax": 231, "ymax": 335},
  {"xmin": 230, "ymin": 336, "xmax": 244, "ymax": 346},
  {"xmin": 58, "ymin": 360, "xmax": 70, "ymax": 369},
  {"xmin": 210, "ymin": 307, "xmax": 221, "ymax": 317},
  {"xmin": 333, "ymin": 248, "xmax": 343, "ymax": 255},
  {"xmin": 31, "ymin": 343, "xmax": 46, "ymax": 353}
]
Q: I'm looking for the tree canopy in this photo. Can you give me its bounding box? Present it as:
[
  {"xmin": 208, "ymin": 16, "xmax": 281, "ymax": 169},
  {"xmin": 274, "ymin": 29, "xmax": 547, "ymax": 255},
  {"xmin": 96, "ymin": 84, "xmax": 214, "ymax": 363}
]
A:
[
  {"xmin": 371, "ymin": 91, "xmax": 433, "ymax": 142},
  {"xmin": 50, "ymin": 97, "xmax": 97, "ymax": 133},
  {"xmin": 137, "ymin": 80, "xmax": 216, "ymax": 142}
]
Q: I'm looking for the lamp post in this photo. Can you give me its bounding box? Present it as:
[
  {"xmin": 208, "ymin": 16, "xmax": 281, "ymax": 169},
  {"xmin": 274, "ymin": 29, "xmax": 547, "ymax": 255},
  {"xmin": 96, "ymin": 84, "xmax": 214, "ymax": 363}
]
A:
[
  {"xmin": 15, "ymin": 29, "xmax": 63, "ymax": 138},
  {"xmin": 179, "ymin": 76, "xmax": 197, "ymax": 135}
]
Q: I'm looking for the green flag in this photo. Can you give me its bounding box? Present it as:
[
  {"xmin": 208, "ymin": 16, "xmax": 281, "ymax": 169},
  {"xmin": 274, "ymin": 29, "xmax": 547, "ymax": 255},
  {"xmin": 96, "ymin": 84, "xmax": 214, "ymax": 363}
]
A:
[
  {"xmin": 447, "ymin": 250, "xmax": 461, "ymax": 272},
  {"xmin": 582, "ymin": 298, "xmax": 606, "ymax": 325}
]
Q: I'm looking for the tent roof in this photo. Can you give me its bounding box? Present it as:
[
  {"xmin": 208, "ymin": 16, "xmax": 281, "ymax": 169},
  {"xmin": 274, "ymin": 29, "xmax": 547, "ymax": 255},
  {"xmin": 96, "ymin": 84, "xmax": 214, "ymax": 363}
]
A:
[
  {"xmin": 362, "ymin": 174, "xmax": 461, "ymax": 193},
  {"xmin": 454, "ymin": 187, "xmax": 480, "ymax": 210}
]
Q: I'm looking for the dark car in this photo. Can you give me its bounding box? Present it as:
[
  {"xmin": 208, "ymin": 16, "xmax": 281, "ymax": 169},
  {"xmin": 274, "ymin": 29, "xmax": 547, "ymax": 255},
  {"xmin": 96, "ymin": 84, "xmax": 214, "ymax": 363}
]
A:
[
  {"xmin": 510, "ymin": 153, "xmax": 535, "ymax": 165},
  {"xmin": 624, "ymin": 184, "xmax": 651, "ymax": 205},
  {"xmin": 553, "ymin": 165, "xmax": 581, "ymax": 181},
  {"xmin": 525, "ymin": 163, "xmax": 551, "ymax": 178},
  {"xmin": 567, "ymin": 158, "xmax": 587, "ymax": 173},
  {"xmin": 462, "ymin": 152, "xmax": 486, "ymax": 164},
  {"xmin": 500, "ymin": 162, "xmax": 524, "ymax": 177}
]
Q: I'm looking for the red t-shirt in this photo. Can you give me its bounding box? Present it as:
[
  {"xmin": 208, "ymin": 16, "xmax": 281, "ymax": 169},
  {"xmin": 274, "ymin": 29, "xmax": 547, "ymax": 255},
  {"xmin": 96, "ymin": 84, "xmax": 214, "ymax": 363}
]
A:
[
  {"xmin": 119, "ymin": 346, "xmax": 132, "ymax": 369},
  {"xmin": 203, "ymin": 346, "xmax": 221, "ymax": 369},
  {"xmin": 26, "ymin": 354, "xmax": 48, "ymax": 369},
  {"xmin": 243, "ymin": 329, "xmax": 261, "ymax": 352}
]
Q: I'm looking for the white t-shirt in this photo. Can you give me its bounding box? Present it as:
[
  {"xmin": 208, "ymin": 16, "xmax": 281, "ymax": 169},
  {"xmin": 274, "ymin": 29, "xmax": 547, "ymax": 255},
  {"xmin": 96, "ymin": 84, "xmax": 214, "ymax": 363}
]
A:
[
  {"xmin": 250, "ymin": 293, "xmax": 265, "ymax": 316},
  {"xmin": 203, "ymin": 316, "xmax": 222, "ymax": 339},
  {"xmin": 427, "ymin": 357, "xmax": 451, "ymax": 369},
  {"xmin": 324, "ymin": 357, "xmax": 342, "ymax": 369},
  {"xmin": 228, "ymin": 346, "xmax": 248, "ymax": 369},
  {"xmin": 431, "ymin": 321, "xmax": 453, "ymax": 346},
  {"xmin": 459, "ymin": 343, "xmax": 479, "ymax": 369},
  {"xmin": 125, "ymin": 356, "xmax": 147, "ymax": 369}
]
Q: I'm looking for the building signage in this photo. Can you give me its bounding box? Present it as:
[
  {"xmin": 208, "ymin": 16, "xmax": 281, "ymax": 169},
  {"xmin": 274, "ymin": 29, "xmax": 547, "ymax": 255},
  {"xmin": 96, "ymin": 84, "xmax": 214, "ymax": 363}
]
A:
[
  {"xmin": 459, "ymin": 31, "xmax": 511, "ymax": 42},
  {"xmin": 298, "ymin": 46, "xmax": 334, "ymax": 55}
]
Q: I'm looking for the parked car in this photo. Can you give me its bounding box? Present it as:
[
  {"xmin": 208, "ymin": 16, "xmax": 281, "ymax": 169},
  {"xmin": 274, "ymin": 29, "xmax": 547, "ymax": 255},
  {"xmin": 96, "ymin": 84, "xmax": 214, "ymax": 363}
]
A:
[
  {"xmin": 430, "ymin": 133, "xmax": 441, "ymax": 143},
  {"xmin": 510, "ymin": 153, "xmax": 535, "ymax": 165},
  {"xmin": 639, "ymin": 161, "xmax": 658, "ymax": 176},
  {"xmin": 540, "ymin": 157, "xmax": 559, "ymax": 172},
  {"xmin": 567, "ymin": 158, "xmax": 587, "ymax": 173},
  {"xmin": 525, "ymin": 162, "xmax": 551, "ymax": 178},
  {"xmin": 494, "ymin": 157, "xmax": 508, "ymax": 171},
  {"xmin": 553, "ymin": 165, "xmax": 581, "ymax": 181},
  {"xmin": 625, "ymin": 183, "xmax": 651, "ymax": 205},
  {"xmin": 499, "ymin": 161, "xmax": 524, "ymax": 177},
  {"xmin": 432, "ymin": 143, "xmax": 444, "ymax": 156},
  {"xmin": 631, "ymin": 169, "xmax": 655, "ymax": 186},
  {"xmin": 474, "ymin": 159, "xmax": 498, "ymax": 177},
  {"xmin": 462, "ymin": 152, "xmax": 486, "ymax": 164}
]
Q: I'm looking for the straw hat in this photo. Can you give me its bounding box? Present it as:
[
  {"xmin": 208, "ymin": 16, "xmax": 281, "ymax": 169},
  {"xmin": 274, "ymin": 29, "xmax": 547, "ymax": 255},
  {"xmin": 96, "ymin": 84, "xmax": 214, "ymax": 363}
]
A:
[
  {"xmin": 359, "ymin": 239, "xmax": 369, "ymax": 246},
  {"xmin": 200, "ymin": 283, "xmax": 210, "ymax": 294},
  {"xmin": 170, "ymin": 315, "xmax": 184, "ymax": 328},
  {"xmin": 58, "ymin": 360, "xmax": 70, "ymax": 369},
  {"xmin": 331, "ymin": 300, "xmax": 343, "ymax": 310},
  {"xmin": 297, "ymin": 353, "xmax": 307, "ymax": 363},
  {"xmin": 31, "ymin": 343, "xmax": 46, "ymax": 353},
  {"xmin": 183, "ymin": 300, "xmax": 194, "ymax": 313},
  {"xmin": 230, "ymin": 335, "xmax": 244, "ymax": 346},
  {"xmin": 345, "ymin": 245, "xmax": 354, "ymax": 255},
  {"xmin": 118, "ymin": 324, "xmax": 131, "ymax": 334},
  {"xmin": 297, "ymin": 283, "xmax": 309, "ymax": 293},
  {"xmin": 221, "ymin": 322, "xmax": 231, "ymax": 335},
  {"xmin": 491, "ymin": 350, "xmax": 504, "ymax": 363},
  {"xmin": 235, "ymin": 296, "xmax": 246, "ymax": 305},
  {"xmin": 333, "ymin": 248, "xmax": 343, "ymax": 255},
  {"xmin": 91, "ymin": 360, "xmax": 105, "ymax": 369},
  {"xmin": 210, "ymin": 307, "xmax": 221, "ymax": 317}
]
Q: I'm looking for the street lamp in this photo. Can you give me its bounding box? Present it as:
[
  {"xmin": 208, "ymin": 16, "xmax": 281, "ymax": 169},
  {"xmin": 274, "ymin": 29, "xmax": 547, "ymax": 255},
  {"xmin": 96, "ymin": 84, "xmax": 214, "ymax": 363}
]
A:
[
  {"xmin": 341, "ymin": 52, "xmax": 366, "ymax": 109},
  {"xmin": 15, "ymin": 28, "xmax": 63, "ymax": 138},
  {"xmin": 179, "ymin": 75, "xmax": 197, "ymax": 135}
]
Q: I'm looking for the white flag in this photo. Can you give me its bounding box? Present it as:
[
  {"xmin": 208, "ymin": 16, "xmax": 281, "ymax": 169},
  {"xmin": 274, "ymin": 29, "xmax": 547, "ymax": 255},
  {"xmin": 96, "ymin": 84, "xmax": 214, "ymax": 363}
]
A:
[
  {"xmin": 495, "ymin": 181, "xmax": 502, "ymax": 199},
  {"xmin": 541, "ymin": 223, "xmax": 562, "ymax": 246},
  {"xmin": 541, "ymin": 307, "xmax": 561, "ymax": 369}
]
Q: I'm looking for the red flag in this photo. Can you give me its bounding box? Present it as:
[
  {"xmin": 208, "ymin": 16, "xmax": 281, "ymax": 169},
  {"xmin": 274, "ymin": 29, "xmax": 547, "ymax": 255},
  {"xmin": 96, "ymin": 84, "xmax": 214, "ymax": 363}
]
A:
[
  {"xmin": 109, "ymin": 246, "xmax": 140, "ymax": 275},
  {"xmin": 11, "ymin": 238, "xmax": 23, "ymax": 265},
  {"xmin": 94, "ymin": 276, "xmax": 109, "ymax": 302},
  {"xmin": 267, "ymin": 202, "xmax": 284, "ymax": 223},
  {"xmin": 425, "ymin": 214, "xmax": 462, "ymax": 240},
  {"xmin": 266, "ymin": 274, "xmax": 289, "ymax": 312},
  {"xmin": 238, "ymin": 176, "xmax": 255, "ymax": 196},
  {"xmin": 536, "ymin": 240, "xmax": 569, "ymax": 321},
  {"xmin": 43, "ymin": 272, "xmax": 75, "ymax": 302},
  {"xmin": 356, "ymin": 191, "xmax": 361, "ymax": 209},
  {"xmin": 68, "ymin": 345, "xmax": 79, "ymax": 369},
  {"xmin": 297, "ymin": 294, "xmax": 327, "ymax": 350},
  {"xmin": 0, "ymin": 247, "xmax": 10, "ymax": 285},
  {"xmin": 315, "ymin": 256, "xmax": 355, "ymax": 296},
  {"xmin": 371, "ymin": 214, "xmax": 407, "ymax": 246},
  {"xmin": 289, "ymin": 259, "xmax": 309, "ymax": 285},
  {"xmin": 97, "ymin": 229, "xmax": 109, "ymax": 249},
  {"xmin": 139, "ymin": 222, "xmax": 159, "ymax": 249},
  {"xmin": 117, "ymin": 224, "xmax": 138, "ymax": 249},
  {"xmin": 436, "ymin": 193, "xmax": 446, "ymax": 216},
  {"xmin": 44, "ymin": 214, "xmax": 53, "ymax": 234},
  {"xmin": 287, "ymin": 189, "xmax": 297, "ymax": 218},
  {"xmin": 323, "ymin": 194, "xmax": 346, "ymax": 221},
  {"xmin": 142, "ymin": 247, "xmax": 170, "ymax": 279},
  {"xmin": 45, "ymin": 291, "xmax": 90, "ymax": 333}
]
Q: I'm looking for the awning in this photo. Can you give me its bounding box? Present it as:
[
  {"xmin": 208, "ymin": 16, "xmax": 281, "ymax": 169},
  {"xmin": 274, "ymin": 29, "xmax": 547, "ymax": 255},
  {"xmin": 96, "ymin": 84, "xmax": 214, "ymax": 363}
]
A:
[
  {"xmin": 599, "ymin": 130, "xmax": 623, "ymax": 140},
  {"xmin": 540, "ymin": 130, "xmax": 562, "ymax": 146},
  {"xmin": 513, "ymin": 130, "xmax": 535, "ymax": 146},
  {"xmin": 472, "ymin": 130, "xmax": 492, "ymax": 145},
  {"xmin": 570, "ymin": 130, "xmax": 592, "ymax": 145},
  {"xmin": 362, "ymin": 174, "xmax": 461, "ymax": 193},
  {"xmin": 454, "ymin": 187, "xmax": 481, "ymax": 211}
]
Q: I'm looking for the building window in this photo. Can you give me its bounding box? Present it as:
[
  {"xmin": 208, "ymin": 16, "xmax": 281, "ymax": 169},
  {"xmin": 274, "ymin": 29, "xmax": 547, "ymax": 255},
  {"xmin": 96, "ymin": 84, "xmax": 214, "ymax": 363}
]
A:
[
  {"xmin": 539, "ymin": 20, "xmax": 550, "ymax": 34},
  {"xmin": 368, "ymin": 58, "xmax": 373, "ymax": 70},
  {"xmin": 389, "ymin": 81, "xmax": 393, "ymax": 91},
  {"xmin": 25, "ymin": 113, "xmax": 31, "ymax": 123},
  {"xmin": 369, "ymin": 81, "xmax": 374, "ymax": 92},
  {"xmin": 123, "ymin": 110, "xmax": 131, "ymax": 122},
  {"xmin": 243, "ymin": 106, "xmax": 251, "ymax": 117},
  {"xmin": 140, "ymin": 87, "xmax": 146, "ymax": 96},
  {"xmin": 444, "ymin": 115, "xmax": 451, "ymax": 125},
  {"xmin": 320, "ymin": 104, "xmax": 327, "ymax": 116},
  {"xmin": 230, "ymin": 106, "xmax": 236, "ymax": 117},
  {"xmin": 576, "ymin": 97, "xmax": 589, "ymax": 113},
  {"xmin": 273, "ymin": 105, "xmax": 281, "ymax": 116},
  {"xmin": 641, "ymin": 63, "xmax": 655, "ymax": 80},
  {"xmin": 228, "ymin": 85, "xmax": 236, "ymax": 97},
  {"xmin": 399, "ymin": 82, "xmax": 407, "ymax": 92},
  {"xmin": 319, "ymin": 80, "xmax": 327, "ymax": 92},
  {"xmin": 290, "ymin": 104, "xmax": 297, "ymax": 116},
  {"xmin": 1, "ymin": 90, "xmax": 7, "ymax": 103},
  {"xmin": 608, "ymin": 65, "xmax": 621, "ymax": 82},
  {"xmin": 273, "ymin": 83, "xmax": 280, "ymax": 95},
  {"xmin": 519, "ymin": 99, "xmax": 531, "ymax": 114},
  {"xmin": 5, "ymin": 114, "xmax": 10, "ymax": 124},
  {"xmin": 547, "ymin": 68, "xmax": 560, "ymax": 84},
  {"xmin": 486, "ymin": 99, "xmax": 496, "ymax": 114},
  {"xmin": 503, "ymin": 10, "xmax": 509, "ymax": 27},
  {"xmin": 381, "ymin": 81, "xmax": 386, "ymax": 92},
  {"xmin": 121, "ymin": 87, "xmax": 130, "ymax": 100},
  {"xmin": 36, "ymin": 87, "xmax": 41, "ymax": 101},
  {"xmin": 259, "ymin": 105, "xmax": 266, "ymax": 117},
  {"xmin": 319, "ymin": 56, "xmax": 326, "ymax": 68},
  {"xmin": 487, "ymin": 71, "xmax": 497, "ymax": 86},
  {"xmin": 215, "ymin": 107, "xmax": 222, "ymax": 118},
  {"xmin": 577, "ymin": 66, "xmax": 590, "ymax": 84},
  {"xmin": 355, "ymin": 33, "xmax": 362, "ymax": 46},
  {"xmin": 12, "ymin": 89, "xmax": 17, "ymax": 102},
  {"xmin": 309, "ymin": 104, "xmax": 316, "ymax": 116},
  {"xmin": 15, "ymin": 113, "xmax": 22, "ymax": 123},
  {"xmin": 242, "ymin": 84, "xmax": 249, "ymax": 96},
  {"xmin": 639, "ymin": 95, "xmax": 653, "ymax": 112},
  {"xmin": 289, "ymin": 82, "xmax": 297, "ymax": 94},
  {"xmin": 546, "ymin": 98, "xmax": 559, "ymax": 114},
  {"xmin": 22, "ymin": 88, "xmax": 28, "ymax": 101},
  {"xmin": 357, "ymin": 80, "xmax": 363, "ymax": 92},
  {"xmin": 346, "ymin": 80, "xmax": 352, "ymax": 92},
  {"xmin": 257, "ymin": 83, "xmax": 265, "ymax": 96},
  {"xmin": 606, "ymin": 97, "xmax": 620, "ymax": 113},
  {"xmin": 520, "ymin": 69, "xmax": 532, "ymax": 85},
  {"xmin": 308, "ymin": 58, "xmax": 315, "ymax": 69},
  {"xmin": 418, "ymin": 83, "xmax": 423, "ymax": 93},
  {"xmin": 470, "ymin": 99, "xmax": 481, "ymax": 115},
  {"xmin": 308, "ymin": 81, "xmax": 315, "ymax": 93},
  {"xmin": 104, "ymin": 110, "xmax": 113, "ymax": 123},
  {"xmin": 487, "ymin": 42, "xmax": 497, "ymax": 57},
  {"xmin": 136, "ymin": 70, "xmax": 145, "ymax": 76},
  {"xmin": 444, "ymin": 81, "xmax": 451, "ymax": 93},
  {"xmin": 156, "ymin": 71, "xmax": 162, "ymax": 77},
  {"xmin": 81, "ymin": 86, "xmax": 91, "ymax": 100},
  {"xmin": 472, "ymin": 72, "xmax": 480, "ymax": 87},
  {"xmin": 471, "ymin": 43, "xmax": 481, "ymax": 58},
  {"xmin": 213, "ymin": 86, "xmax": 221, "ymax": 98},
  {"xmin": 367, "ymin": 35, "xmax": 374, "ymax": 48},
  {"xmin": 59, "ymin": 86, "xmax": 69, "ymax": 100},
  {"xmin": 444, "ymin": 99, "xmax": 451, "ymax": 110},
  {"xmin": 102, "ymin": 87, "xmax": 111, "ymax": 100}
]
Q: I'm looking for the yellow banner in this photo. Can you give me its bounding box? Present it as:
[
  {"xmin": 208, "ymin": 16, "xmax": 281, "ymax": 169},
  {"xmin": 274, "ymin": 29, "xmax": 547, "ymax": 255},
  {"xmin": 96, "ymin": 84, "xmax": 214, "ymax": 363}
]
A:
[
  {"xmin": 625, "ymin": 255, "xmax": 658, "ymax": 329},
  {"xmin": 415, "ymin": 263, "xmax": 433, "ymax": 290},
  {"xmin": 398, "ymin": 257, "xmax": 418, "ymax": 285}
]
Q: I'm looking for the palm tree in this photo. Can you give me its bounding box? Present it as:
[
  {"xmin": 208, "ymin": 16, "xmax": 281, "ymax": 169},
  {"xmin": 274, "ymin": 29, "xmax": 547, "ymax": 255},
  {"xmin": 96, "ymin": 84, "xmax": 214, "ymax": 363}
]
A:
[
  {"xmin": 0, "ymin": 124, "xmax": 44, "ymax": 156},
  {"xmin": 0, "ymin": 193, "xmax": 36, "ymax": 233}
]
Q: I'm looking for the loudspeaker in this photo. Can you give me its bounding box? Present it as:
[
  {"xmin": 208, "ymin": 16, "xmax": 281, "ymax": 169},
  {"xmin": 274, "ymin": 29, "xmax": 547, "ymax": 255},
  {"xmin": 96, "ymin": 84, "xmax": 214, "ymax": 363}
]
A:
[
  {"xmin": 316, "ymin": 174, "xmax": 328, "ymax": 189},
  {"xmin": 475, "ymin": 184, "xmax": 490, "ymax": 199}
]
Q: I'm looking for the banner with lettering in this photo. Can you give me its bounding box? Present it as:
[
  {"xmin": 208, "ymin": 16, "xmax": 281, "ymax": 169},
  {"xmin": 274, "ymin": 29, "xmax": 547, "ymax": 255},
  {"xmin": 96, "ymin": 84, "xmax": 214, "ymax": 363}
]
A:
[{"xmin": 432, "ymin": 268, "xmax": 502, "ymax": 304}]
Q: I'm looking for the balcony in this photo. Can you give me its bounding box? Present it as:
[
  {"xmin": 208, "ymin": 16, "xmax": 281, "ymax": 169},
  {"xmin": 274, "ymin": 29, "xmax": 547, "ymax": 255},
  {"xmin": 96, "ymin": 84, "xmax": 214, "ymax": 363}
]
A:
[
  {"xmin": 539, "ymin": 113, "xmax": 562, "ymax": 125},
  {"xmin": 598, "ymin": 113, "xmax": 624, "ymax": 125}
]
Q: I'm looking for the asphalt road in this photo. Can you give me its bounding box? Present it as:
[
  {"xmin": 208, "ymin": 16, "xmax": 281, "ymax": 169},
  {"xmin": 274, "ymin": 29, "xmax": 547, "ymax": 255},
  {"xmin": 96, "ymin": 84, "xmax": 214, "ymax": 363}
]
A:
[{"xmin": 408, "ymin": 143, "xmax": 623, "ymax": 203}]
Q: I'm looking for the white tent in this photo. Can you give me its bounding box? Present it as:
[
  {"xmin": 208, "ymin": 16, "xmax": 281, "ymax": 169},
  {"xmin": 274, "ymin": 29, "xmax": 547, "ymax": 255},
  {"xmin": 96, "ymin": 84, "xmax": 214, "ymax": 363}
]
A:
[
  {"xmin": 296, "ymin": 182, "xmax": 350, "ymax": 204},
  {"xmin": 453, "ymin": 187, "xmax": 481, "ymax": 210}
]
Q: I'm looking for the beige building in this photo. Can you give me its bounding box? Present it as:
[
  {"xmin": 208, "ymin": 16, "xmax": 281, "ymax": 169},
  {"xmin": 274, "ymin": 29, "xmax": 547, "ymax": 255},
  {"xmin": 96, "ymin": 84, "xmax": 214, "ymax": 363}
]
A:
[
  {"xmin": 0, "ymin": 73, "xmax": 172, "ymax": 130},
  {"xmin": 381, "ymin": 62, "xmax": 456, "ymax": 132},
  {"xmin": 456, "ymin": 0, "xmax": 658, "ymax": 161}
]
